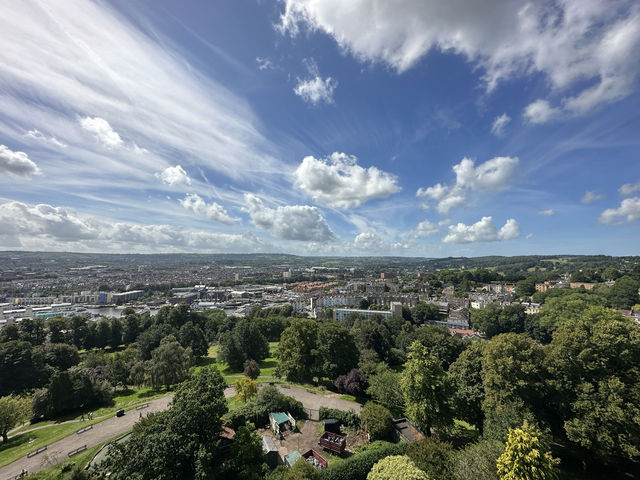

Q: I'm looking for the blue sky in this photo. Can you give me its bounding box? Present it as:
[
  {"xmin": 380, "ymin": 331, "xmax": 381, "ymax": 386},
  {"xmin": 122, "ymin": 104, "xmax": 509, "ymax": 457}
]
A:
[{"xmin": 1, "ymin": 0, "xmax": 639, "ymax": 256}]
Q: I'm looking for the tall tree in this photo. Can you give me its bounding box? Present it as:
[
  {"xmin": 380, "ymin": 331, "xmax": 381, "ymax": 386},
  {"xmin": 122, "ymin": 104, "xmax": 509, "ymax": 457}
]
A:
[
  {"xmin": 607, "ymin": 276, "xmax": 640, "ymax": 309},
  {"xmin": 449, "ymin": 340, "xmax": 486, "ymax": 431},
  {"xmin": 401, "ymin": 341, "xmax": 453, "ymax": 436},
  {"xmin": 360, "ymin": 402, "xmax": 394, "ymax": 441},
  {"xmin": 496, "ymin": 420, "xmax": 558, "ymax": 480},
  {"xmin": 545, "ymin": 308, "xmax": 640, "ymax": 461},
  {"xmin": 148, "ymin": 335, "xmax": 191, "ymax": 390},
  {"xmin": 179, "ymin": 322, "xmax": 209, "ymax": 359},
  {"xmin": 316, "ymin": 322, "xmax": 359, "ymax": 379},
  {"xmin": 276, "ymin": 319, "xmax": 319, "ymax": 382}
]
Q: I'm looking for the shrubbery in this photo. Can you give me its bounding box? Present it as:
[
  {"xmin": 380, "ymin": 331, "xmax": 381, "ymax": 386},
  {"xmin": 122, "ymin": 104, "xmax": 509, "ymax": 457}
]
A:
[
  {"xmin": 224, "ymin": 386, "xmax": 305, "ymax": 429},
  {"xmin": 319, "ymin": 406, "xmax": 361, "ymax": 429},
  {"xmin": 322, "ymin": 441, "xmax": 407, "ymax": 480}
]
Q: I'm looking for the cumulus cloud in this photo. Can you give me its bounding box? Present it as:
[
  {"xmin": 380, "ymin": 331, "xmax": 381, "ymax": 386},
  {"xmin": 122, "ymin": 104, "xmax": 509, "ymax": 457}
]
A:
[
  {"xmin": 619, "ymin": 182, "xmax": 640, "ymax": 196},
  {"xmin": 24, "ymin": 129, "xmax": 67, "ymax": 148},
  {"xmin": 417, "ymin": 156, "xmax": 518, "ymax": 213},
  {"xmin": 0, "ymin": 200, "xmax": 262, "ymax": 252},
  {"xmin": 443, "ymin": 216, "xmax": 520, "ymax": 243},
  {"xmin": 491, "ymin": 113, "xmax": 511, "ymax": 136},
  {"xmin": 538, "ymin": 209, "xmax": 555, "ymax": 216},
  {"xmin": 294, "ymin": 59, "xmax": 337, "ymax": 105},
  {"xmin": 294, "ymin": 152, "xmax": 401, "ymax": 209},
  {"xmin": 244, "ymin": 193, "xmax": 337, "ymax": 242},
  {"xmin": 599, "ymin": 197, "xmax": 640, "ymax": 225},
  {"xmin": 0, "ymin": 144, "xmax": 41, "ymax": 178},
  {"xmin": 353, "ymin": 232, "xmax": 386, "ymax": 251},
  {"xmin": 179, "ymin": 193, "xmax": 235, "ymax": 225},
  {"xmin": 80, "ymin": 117, "xmax": 123, "ymax": 148},
  {"xmin": 278, "ymin": 0, "xmax": 640, "ymax": 120},
  {"xmin": 412, "ymin": 219, "xmax": 439, "ymax": 238},
  {"xmin": 581, "ymin": 190, "xmax": 605, "ymax": 204},
  {"xmin": 523, "ymin": 99, "xmax": 563, "ymax": 124},
  {"xmin": 156, "ymin": 165, "xmax": 192, "ymax": 186}
]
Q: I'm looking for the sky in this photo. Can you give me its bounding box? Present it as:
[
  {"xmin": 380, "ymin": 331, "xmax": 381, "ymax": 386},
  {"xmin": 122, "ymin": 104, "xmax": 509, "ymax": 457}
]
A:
[{"xmin": 0, "ymin": 0, "xmax": 639, "ymax": 257}]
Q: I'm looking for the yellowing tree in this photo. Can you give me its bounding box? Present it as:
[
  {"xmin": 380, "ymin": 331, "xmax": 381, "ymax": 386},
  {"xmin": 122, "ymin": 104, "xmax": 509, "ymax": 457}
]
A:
[
  {"xmin": 497, "ymin": 420, "xmax": 559, "ymax": 480},
  {"xmin": 236, "ymin": 376, "xmax": 258, "ymax": 403},
  {"xmin": 0, "ymin": 395, "xmax": 31, "ymax": 442},
  {"xmin": 367, "ymin": 455, "xmax": 429, "ymax": 480}
]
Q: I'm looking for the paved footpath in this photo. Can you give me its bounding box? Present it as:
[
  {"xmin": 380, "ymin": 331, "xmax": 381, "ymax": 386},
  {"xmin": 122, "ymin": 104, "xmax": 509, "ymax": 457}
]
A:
[
  {"xmin": 0, "ymin": 385, "xmax": 358, "ymax": 479},
  {"xmin": 0, "ymin": 395, "xmax": 173, "ymax": 480}
]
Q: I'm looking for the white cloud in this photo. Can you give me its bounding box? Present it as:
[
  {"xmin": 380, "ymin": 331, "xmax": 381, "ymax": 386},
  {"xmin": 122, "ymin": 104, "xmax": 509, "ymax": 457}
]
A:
[
  {"xmin": 619, "ymin": 182, "xmax": 640, "ymax": 196},
  {"xmin": 0, "ymin": 144, "xmax": 41, "ymax": 178},
  {"xmin": 256, "ymin": 57, "xmax": 275, "ymax": 70},
  {"xmin": 294, "ymin": 59, "xmax": 337, "ymax": 105},
  {"xmin": 80, "ymin": 117, "xmax": 123, "ymax": 148},
  {"xmin": 179, "ymin": 193, "xmax": 235, "ymax": 225},
  {"xmin": 581, "ymin": 190, "xmax": 605, "ymax": 204},
  {"xmin": 443, "ymin": 216, "xmax": 520, "ymax": 243},
  {"xmin": 417, "ymin": 156, "xmax": 518, "ymax": 213},
  {"xmin": 156, "ymin": 165, "xmax": 192, "ymax": 186},
  {"xmin": 599, "ymin": 197, "xmax": 640, "ymax": 225},
  {"xmin": 353, "ymin": 232, "xmax": 386, "ymax": 250},
  {"xmin": 244, "ymin": 193, "xmax": 337, "ymax": 242},
  {"xmin": 278, "ymin": 0, "xmax": 640, "ymax": 120},
  {"xmin": 491, "ymin": 113, "xmax": 511, "ymax": 136},
  {"xmin": 294, "ymin": 152, "xmax": 401, "ymax": 209},
  {"xmin": 413, "ymin": 219, "xmax": 439, "ymax": 238},
  {"xmin": 24, "ymin": 129, "xmax": 67, "ymax": 148},
  {"xmin": 538, "ymin": 209, "xmax": 555, "ymax": 216},
  {"xmin": 0, "ymin": 200, "xmax": 262, "ymax": 252},
  {"xmin": 523, "ymin": 99, "xmax": 563, "ymax": 124},
  {"xmin": 0, "ymin": 0, "xmax": 283, "ymax": 196}
]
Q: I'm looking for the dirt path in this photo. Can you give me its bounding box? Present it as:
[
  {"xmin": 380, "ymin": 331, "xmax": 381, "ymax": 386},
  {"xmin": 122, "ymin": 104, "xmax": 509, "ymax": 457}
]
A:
[{"xmin": 0, "ymin": 395, "xmax": 173, "ymax": 479}]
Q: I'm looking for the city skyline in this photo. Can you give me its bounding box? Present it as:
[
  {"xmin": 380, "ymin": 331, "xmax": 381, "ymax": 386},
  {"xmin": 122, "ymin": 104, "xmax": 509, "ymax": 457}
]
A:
[{"xmin": 1, "ymin": 0, "xmax": 639, "ymax": 256}]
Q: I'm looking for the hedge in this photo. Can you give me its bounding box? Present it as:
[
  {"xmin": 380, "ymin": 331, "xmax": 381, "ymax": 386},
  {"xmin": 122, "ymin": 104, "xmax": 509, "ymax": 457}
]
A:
[
  {"xmin": 319, "ymin": 406, "xmax": 360, "ymax": 429},
  {"xmin": 322, "ymin": 441, "xmax": 407, "ymax": 480}
]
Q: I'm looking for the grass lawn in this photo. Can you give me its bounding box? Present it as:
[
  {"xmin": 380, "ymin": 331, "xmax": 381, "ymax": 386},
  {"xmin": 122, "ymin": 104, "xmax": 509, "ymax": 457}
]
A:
[
  {"xmin": 0, "ymin": 387, "xmax": 168, "ymax": 468},
  {"xmin": 198, "ymin": 342, "xmax": 279, "ymax": 383}
]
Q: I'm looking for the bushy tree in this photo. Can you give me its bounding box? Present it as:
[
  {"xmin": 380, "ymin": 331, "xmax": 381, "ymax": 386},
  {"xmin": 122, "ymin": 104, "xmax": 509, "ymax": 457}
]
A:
[
  {"xmin": 545, "ymin": 308, "xmax": 640, "ymax": 461},
  {"xmin": 148, "ymin": 335, "xmax": 191, "ymax": 390},
  {"xmin": 222, "ymin": 424, "xmax": 267, "ymax": 480},
  {"xmin": 366, "ymin": 455, "xmax": 428, "ymax": 480},
  {"xmin": 334, "ymin": 369, "xmax": 369, "ymax": 397},
  {"xmin": 607, "ymin": 275, "xmax": 640, "ymax": 309},
  {"xmin": 0, "ymin": 395, "xmax": 31, "ymax": 442},
  {"xmin": 496, "ymin": 420, "xmax": 558, "ymax": 480},
  {"xmin": 452, "ymin": 439, "xmax": 504, "ymax": 480},
  {"xmin": 236, "ymin": 377, "xmax": 258, "ymax": 403},
  {"xmin": 219, "ymin": 319, "xmax": 269, "ymax": 370},
  {"xmin": 360, "ymin": 402, "xmax": 394, "ymax": 441},
  {"xmin": 276, "ymin": 319, "xmax": 318, "ymax": 382},
  {"xmin": 406, "ymin": 437, "xmax": 454, "ymax": 479},
  {"xmin": 366, "ymin": 366, "xmax": 404, "ymax": 415},
  {"xmin": 449, "ymin": 340, "xmax": 485, "ymax": 431},
  {"xmin": 179, "ymin": 321, "xmax": 209, "ymax": 359},
  {"xmin": 243, "ymin": 359, "xmax": 260, "ymax": 379},
  {"xmin": 316, "ymin": 322, "xmax": 359, "ymax": 379},
  {"xmin": 401, "ymin": 341, "xmax": 453, "ymax": 436}
]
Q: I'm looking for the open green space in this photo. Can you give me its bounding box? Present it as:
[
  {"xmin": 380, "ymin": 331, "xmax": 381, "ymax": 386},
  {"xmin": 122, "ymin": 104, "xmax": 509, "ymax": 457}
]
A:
[
  {"xmin": 0, "ymin": 387, "xmax": 167, "ymax": 468},
  {"xmin": 198, "ymin": 342, "xmax": 279, "ymax": 384}
]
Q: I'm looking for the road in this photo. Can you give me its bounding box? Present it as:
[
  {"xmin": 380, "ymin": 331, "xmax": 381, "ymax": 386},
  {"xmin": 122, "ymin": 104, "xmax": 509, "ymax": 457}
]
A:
[{"xmin": 0, "ymin": 384, "xmax": 359, "ymax": 479}]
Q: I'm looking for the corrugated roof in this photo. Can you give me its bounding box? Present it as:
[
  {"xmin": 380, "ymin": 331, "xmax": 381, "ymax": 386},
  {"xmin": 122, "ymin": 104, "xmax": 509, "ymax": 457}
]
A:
[{"xmin": 271, "ymin": 411, "xmax": 290, "ymax": 424}]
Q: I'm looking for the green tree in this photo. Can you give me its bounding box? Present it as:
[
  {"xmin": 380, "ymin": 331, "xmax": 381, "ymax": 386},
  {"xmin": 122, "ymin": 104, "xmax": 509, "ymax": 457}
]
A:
[
  {"xmin": 286, "ymin": 459, "xmax": 320, "ymax": 480},
  {"xmin": 108, "ymin": 354, "xmax": 130, "ymax": 390},
  {"xmin": 218, "ymin": 319, "xmax": 269, "ymax": 370},
  {"xmin": 408, "ymin": 324, "xmax": 464, "ymax": 368},
  {"xmin": 607, "ymin": 275, "xmax": 640, "ymax": 309},
  {"xmin": 18, "ymin": 318, "xmax": 46, "ymax": 345},
  {"xmin": 103, "ymin": 367, "xmax": 227, "ymax": 480},
  {"xmin": 95, "ymin": 319, "xmax": 111, "ymax": 349},
  {"xmin": 515, "ymin": 278, "xmax": 537, "ymax": 298},
  {"xmin": 109, "ymin": 318, "xmax": 123, "ymax": 349},
  {"xmin": 360, "ymin": 402, "xmax": 394, "ymax": 441},
  {"xmin": 148, "ymin": 335, "xmax": 190, "ymax": 390},
  {"xmin": 471, "ymin": 304, "xmax": 527, "ymax": 339},
  {"xmin": 223, "ymin": 424, "xmax": 266, "ymax": 480},
  {"xmin": 122, "ymin": 313, "xmax": 140, "ymax": 344},
  {"xmin": 401, "ymin": 341, "xmax": 453, "ymax": 436},
  {"xmin": 179, "ymin": 321, "xmax": 209, "ymax": 359},
  {"xmin": 452, "ymin": 439, "xmax": 504, "ymax": 480},
  {"xmin": 276, "ymin": 319, "xmax": 319, "ymax": 382},
  {"xmin": 496, "ymin": 420, "xmax": 558, "ymax": 480},
  {"xmin": 69, "ymin": 316, "xmax": 88, "ymax": 349},
  {"xmin": 0, "ymin": 395, "xmax": 31, "ymax": 442},
  {"xmin": 545, "ymin": 309, "xmax": 640, "ymax": 461},
  {"xmin": 236, "ymin": 376, "xmax": 258, "ymax": 403},
  {"xmin": 243, "ymin": 359, "xmax": 260, "ymax": 379},
  {"xmin": 367, "ymin": 455, "xmax": 428, "ymax": 480},
  {"xmin": 449, "ymin": 340, "xmax": 486, "ymax": 431},
  {"xmin": 316, "ymin": 322, "xmax": 359, "ymax": 379},
  {"xmin": 482, "ymin": 334, "xmax": 546, "ymax": 421},
  {"xmin": 366, "ymin": 366, "xmax": 404, "ymax": 415},
  {"xmin": 47, "ymin": 317, "xmax": 70, "ymax": 344},
  {"xmin": 0, "ymin": 340, "xmax": 44, "ymax": 396},
  {"xmin": 406, "ymin": 437, "xmax": 454, "ymax": 479}
]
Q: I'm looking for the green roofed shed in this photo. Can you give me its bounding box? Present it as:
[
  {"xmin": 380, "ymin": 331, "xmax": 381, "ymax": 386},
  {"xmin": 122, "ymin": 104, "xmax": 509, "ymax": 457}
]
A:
[{"xmin": 285, "ymin": 450, "xmax": 302, "ymax": 467}]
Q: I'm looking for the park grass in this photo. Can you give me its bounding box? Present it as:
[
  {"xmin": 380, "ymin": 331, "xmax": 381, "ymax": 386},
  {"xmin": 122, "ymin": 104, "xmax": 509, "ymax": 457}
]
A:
[
  {"xmin": 0, "ymin": 387, "xmax": 168, "ymax": 468},
  {"xmin": 0, "ymin": 417, "xmax": 106, "ymax": 468},
  {"xmin": 198, "ymin": 342, "xmax": 279, "ymax": 383}
]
